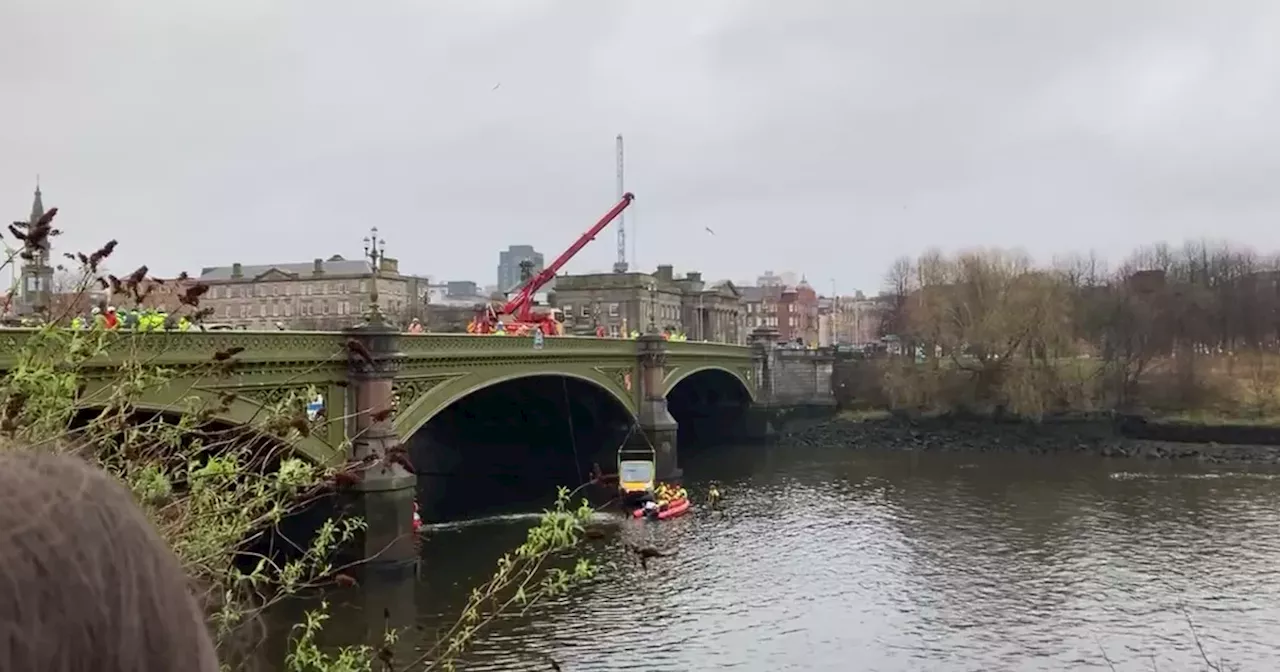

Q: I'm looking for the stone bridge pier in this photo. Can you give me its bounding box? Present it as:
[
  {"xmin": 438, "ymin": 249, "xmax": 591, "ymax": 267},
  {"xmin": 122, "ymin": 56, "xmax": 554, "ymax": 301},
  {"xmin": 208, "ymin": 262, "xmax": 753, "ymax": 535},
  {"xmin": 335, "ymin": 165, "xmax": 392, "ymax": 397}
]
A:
[
  {"xmin": 631, "ymin": 333, "xmax": 682, "ymax": 482},
  {"xmin": 343, "ymin": 321, "xmax": 417, "ymax": 578}
]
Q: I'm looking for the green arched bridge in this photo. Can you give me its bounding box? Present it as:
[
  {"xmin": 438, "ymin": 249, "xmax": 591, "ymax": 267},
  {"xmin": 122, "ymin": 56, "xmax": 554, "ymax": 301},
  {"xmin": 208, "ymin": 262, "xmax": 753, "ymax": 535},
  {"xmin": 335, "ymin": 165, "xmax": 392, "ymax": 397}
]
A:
[
  {"xmin": 0, "ymin": 329, "xmax": 834, "ymax": 465},
  {"xmin": 0, "ymin": 326, "xmax": 835, "ymax": 566}
]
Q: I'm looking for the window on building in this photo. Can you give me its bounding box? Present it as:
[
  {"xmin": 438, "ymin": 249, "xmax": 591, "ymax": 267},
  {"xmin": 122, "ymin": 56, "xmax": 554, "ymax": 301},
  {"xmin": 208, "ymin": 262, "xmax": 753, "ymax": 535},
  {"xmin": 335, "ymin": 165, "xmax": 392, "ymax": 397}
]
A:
[
  {"xmin": 609, "ymin": 303, "xmax": 619, "ymax": 316},
  {"xmin": 580, "ymin": 306, "xmax": 590, "ymax": 318},
  {"xmin": 259, "ymin": 305, "xmax": 267, "ymax": 317},
  {"xmin": 271, "ymin": 304, "xmax": 279, "ymax": 317},
  {"xmin": 562, "ymin": 304, "xmax": 573, "ymax": 316}
]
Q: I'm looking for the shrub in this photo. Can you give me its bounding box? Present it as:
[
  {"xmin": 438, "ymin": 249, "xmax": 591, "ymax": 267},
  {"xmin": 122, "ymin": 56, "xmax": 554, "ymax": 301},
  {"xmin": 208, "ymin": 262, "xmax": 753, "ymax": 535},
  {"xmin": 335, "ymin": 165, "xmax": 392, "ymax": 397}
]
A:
[{"xmin": 1, "ymin": 215, "xmax": 596, "ymax": 670}]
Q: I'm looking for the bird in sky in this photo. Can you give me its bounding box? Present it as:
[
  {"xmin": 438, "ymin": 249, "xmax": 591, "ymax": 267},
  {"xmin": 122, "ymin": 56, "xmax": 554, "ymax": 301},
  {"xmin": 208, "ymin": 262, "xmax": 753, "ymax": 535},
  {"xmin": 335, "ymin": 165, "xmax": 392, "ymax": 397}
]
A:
[
  {"xmin": 492, "ymin": 82, "xmax": 502, "ymax": 91},
  {"xmin": 704, "ymin": 226, "xmax": 716, "ymax": 236}
]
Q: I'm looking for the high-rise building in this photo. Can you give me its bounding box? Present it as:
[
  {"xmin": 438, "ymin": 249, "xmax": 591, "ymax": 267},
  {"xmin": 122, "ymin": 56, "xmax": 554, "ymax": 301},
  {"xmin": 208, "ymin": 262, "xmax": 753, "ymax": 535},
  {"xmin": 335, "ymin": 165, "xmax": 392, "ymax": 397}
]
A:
[{"xmin": 497, "ymin": 245, "xmax": 546, "ymax": 293}]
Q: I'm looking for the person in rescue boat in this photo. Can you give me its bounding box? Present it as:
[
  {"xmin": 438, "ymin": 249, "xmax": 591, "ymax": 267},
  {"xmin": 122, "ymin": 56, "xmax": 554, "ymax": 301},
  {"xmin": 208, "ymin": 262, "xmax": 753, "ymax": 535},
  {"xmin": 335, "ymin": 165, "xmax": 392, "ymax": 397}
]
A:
[{"xmin": 642, "ymin": 500, "xmax": 660, "ymax": 519}]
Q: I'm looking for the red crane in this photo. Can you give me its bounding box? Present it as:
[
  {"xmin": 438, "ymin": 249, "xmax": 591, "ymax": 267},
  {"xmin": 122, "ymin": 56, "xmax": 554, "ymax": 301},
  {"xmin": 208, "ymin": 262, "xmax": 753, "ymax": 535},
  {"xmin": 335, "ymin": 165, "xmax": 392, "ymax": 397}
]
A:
[{"xmin": 471, "ymin": 193, "xmax": 635, "ymax": 336}]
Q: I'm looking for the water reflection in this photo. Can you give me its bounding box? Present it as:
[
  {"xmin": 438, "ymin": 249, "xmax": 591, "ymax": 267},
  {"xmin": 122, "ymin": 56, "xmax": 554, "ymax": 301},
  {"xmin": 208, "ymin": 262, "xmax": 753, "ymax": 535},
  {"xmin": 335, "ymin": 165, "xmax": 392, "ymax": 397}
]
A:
[{"xmin": 276, "ymin": 442, "xmax": 1280, "ymax": 671}]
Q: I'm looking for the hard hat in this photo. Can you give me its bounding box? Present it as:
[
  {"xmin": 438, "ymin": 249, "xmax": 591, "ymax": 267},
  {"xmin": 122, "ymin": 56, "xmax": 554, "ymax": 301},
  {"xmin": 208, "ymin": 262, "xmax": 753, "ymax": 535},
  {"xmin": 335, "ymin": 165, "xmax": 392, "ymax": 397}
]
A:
[
  {"xmin": 106, "ymin": 306, "xmax": 116, "ymax": 313},
  {"xmin": 91, "ymin": 306, "xmax": 101, "ymax": 314}
]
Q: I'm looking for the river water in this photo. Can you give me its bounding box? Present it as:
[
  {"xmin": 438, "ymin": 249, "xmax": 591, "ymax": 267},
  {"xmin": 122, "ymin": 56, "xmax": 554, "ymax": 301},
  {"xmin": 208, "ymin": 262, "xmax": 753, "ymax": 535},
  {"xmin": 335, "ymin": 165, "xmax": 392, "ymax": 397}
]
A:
[{"xmin": 283, "ymin": 441, "xmax": 1280, "ymax": 671}]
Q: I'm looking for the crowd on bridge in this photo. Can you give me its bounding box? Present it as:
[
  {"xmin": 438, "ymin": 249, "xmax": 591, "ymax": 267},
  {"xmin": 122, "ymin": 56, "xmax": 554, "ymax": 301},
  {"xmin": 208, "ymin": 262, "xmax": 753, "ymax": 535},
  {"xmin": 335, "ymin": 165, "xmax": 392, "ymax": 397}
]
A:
[
  {"xmin": 460, "ymin": 319, "xmax": 690, "ymax": 341},
  {"xmin": 1, "ymin": 306, "xmax": 194, "ymax": 331},
  {"xmin": 69, "ymin": 306, "xmax": 193, "ymax": 332}
]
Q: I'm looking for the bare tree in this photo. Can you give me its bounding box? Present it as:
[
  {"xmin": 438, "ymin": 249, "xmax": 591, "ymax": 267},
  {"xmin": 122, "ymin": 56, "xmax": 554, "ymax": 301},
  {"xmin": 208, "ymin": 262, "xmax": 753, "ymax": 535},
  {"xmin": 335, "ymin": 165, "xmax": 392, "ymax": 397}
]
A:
[{"xmin": 877, "ymin": 255, "xmax": 916, "ymax": 346}]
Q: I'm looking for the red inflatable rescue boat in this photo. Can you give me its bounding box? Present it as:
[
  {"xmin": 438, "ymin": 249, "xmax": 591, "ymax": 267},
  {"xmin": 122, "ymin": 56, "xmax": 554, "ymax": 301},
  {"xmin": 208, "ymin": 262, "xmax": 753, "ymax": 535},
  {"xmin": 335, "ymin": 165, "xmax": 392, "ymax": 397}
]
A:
[{"xmin": 632, "ymin": 497, "xmax": 691, "ymax": 521}]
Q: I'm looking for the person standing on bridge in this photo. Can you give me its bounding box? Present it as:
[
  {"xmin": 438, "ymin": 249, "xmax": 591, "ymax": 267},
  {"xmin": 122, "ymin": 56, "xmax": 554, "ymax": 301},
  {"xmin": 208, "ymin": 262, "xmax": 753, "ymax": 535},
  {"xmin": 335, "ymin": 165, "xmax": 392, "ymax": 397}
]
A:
[{"xmin": 407, "ymin": 318, "xmax": 424, "ymax": 334}]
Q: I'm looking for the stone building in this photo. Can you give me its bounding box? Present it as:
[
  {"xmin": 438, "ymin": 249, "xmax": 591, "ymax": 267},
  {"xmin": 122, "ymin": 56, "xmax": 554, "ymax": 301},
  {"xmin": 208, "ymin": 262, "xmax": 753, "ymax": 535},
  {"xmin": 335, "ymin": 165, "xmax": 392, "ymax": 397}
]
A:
[
  {"xmin": 425, "ymin": 304, "xmax": 477, "ymax": 333},
  {"xmin": 11, "ymin": 183, "xmax": 54, "ymax": 318},
  {"xmin": 742, "ymin": 279, "xmax": 820, "ymax": 344},
  {"xmin": 198, "ymin": 255, "xmax": 423, "ymax": 330},
  {"xmin": 671, "ymin": 272, "xmax": 745, "ymax": 344},
  {"xmin": 551, "ymin": 265, "xmax": 745, "ymax": 343},
  {"xmin": 817, "ymin": 294, "xmax": 880, "ymax": 346}
]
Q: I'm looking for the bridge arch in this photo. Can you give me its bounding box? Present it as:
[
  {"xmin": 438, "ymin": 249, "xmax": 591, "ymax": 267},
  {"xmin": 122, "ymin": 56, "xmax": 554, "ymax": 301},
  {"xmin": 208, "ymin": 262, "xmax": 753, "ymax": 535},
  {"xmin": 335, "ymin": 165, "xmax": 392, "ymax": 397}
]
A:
[
  {"xmin": 665, "ymin": 366, "xmax": 755, "ymax": 449},
  {"xmin": 395, "ymin": 369, "xmax": 636, "ymax": 441},
  {"xmin": 401, "ymin": 371, "xmax": 637, "ymax": 522},
  {"xmin": 663, "ymin": 365, "xmax": 755, "ymax": 402},
  {"xmin": 83, "ymin": 387, "xmax": 340, "ymax": 464}
]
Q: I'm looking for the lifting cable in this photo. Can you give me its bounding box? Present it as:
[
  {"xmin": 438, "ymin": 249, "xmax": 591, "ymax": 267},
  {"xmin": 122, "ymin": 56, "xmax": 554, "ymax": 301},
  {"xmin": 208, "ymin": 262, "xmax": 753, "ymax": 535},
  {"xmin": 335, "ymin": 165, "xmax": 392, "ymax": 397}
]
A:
[{"xmin": 561, "ymin": 377, "xmax": 585, "ymax": 484}]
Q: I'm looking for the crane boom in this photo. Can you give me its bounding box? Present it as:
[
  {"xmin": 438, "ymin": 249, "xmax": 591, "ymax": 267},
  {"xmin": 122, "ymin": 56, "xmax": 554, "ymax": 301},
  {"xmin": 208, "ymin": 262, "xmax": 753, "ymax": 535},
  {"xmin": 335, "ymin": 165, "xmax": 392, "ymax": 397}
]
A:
[{"xmin": 501, "ymin": 192, "xmax": 636, "ymax": 321}]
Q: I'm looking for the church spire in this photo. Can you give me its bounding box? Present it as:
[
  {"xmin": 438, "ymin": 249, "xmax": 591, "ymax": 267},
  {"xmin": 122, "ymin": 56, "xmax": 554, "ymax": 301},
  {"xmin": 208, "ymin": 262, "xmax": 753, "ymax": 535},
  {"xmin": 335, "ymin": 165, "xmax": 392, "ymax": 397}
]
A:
[{"xmin": 29, "ymin": 176, "xmax": 44, "ymax": 225}]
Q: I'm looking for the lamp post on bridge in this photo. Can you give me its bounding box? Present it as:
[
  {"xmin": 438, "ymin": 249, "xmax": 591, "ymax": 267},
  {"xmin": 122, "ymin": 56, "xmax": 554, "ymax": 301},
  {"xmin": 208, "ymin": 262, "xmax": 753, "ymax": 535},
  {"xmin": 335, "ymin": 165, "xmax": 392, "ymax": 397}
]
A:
[
  {"xmin": 363, "ymin": 227, "xmax": 386, "ymax": 325},
  {"xmin": 343, "ymin": 225, "xmax": 416, "ymax": 579}
]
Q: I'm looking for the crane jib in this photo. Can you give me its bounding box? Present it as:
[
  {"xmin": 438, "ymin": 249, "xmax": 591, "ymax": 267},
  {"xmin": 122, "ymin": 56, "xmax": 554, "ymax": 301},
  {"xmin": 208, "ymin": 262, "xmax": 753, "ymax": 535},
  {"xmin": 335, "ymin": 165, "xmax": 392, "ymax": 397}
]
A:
[{"xmin": 472, "ymin": 193, "xmax": 636, "ymax": 334}]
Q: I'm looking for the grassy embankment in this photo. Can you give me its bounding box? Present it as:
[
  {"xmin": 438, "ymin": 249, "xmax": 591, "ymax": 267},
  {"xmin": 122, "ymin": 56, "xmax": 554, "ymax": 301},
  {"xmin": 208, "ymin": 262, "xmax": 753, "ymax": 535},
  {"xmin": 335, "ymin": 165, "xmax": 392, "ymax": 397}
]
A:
[{"xmin": 835, "ymin": 351, "xmax": 1280, "ymax": 427}]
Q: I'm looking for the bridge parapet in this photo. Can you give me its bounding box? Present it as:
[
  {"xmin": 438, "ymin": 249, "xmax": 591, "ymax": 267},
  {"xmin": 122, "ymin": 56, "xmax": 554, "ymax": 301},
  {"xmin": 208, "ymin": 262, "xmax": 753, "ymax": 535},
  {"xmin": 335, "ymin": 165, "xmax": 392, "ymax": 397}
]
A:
[
  {"xmin": 664, "ymin": 339, "xmax": 755, "ymax": 360},
  {"xmin": 0, "ymin": 328, "xmax": 348, "ymax": 369},
  {"xmin": 399, "ymin": 332, "xmax": 638, "ymax": 356}
]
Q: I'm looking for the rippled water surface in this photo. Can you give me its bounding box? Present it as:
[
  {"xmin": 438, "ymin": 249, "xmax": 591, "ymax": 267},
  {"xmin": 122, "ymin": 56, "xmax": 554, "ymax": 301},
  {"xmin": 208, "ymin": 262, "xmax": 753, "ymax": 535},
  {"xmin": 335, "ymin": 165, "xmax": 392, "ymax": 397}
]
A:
[{"xmin": 283, "ymin": 442, "xmax": 1280, "ymax": 671}]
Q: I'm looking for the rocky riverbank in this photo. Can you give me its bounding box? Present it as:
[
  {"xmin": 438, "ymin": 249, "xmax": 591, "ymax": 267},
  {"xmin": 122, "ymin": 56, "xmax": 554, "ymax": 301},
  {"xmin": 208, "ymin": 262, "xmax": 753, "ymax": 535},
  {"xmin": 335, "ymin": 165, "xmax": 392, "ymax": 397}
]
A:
[{"xmin": 780, "ymin": 414, "xmax": 1280, "ymax": 464}]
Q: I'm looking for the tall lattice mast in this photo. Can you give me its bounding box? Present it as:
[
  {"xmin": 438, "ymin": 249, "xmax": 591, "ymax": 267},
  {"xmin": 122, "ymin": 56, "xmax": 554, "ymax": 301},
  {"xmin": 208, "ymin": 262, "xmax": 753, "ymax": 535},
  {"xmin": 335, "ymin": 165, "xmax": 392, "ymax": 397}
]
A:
[{"xmin": 611, "ymin": 133, "xmax": 629, "ymax": 273}]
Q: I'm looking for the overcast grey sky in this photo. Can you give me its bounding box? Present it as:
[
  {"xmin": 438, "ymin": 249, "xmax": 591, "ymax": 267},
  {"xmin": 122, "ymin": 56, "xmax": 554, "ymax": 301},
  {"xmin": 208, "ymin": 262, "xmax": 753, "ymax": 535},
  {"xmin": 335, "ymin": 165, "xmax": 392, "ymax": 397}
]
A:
[{"xmin": 5, "ymin": 1, "xmax": 1280, "ymax": 294}]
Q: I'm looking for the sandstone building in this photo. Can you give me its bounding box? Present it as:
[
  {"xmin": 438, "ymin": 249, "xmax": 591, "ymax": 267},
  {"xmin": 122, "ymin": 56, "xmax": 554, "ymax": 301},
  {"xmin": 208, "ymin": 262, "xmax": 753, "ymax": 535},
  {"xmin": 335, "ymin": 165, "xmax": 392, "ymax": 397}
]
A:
[
  {"xmin": 198, "ymin": 255, "xmax": 426, "ymax": 330},
  {"xmin": 551, "ymin": 265, "xmax": 746, "ymax": 344}
]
